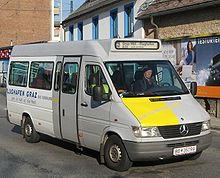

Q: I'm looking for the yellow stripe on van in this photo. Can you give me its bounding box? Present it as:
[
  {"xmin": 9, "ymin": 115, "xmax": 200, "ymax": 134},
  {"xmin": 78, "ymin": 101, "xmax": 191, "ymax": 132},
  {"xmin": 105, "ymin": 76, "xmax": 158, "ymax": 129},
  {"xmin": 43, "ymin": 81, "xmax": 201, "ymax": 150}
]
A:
[
  {"xmin": 122, "ymin": 97, "xmax": 180, "ymax": 127},
  {"xmin": 52, "ymin": 98, "xmax": 59, "ymax": 103}
]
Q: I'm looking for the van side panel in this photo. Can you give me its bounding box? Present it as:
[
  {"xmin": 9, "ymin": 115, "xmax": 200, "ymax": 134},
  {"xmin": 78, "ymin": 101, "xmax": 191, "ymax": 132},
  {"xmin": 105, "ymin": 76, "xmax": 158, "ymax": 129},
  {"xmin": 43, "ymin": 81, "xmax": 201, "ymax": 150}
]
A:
[{"xmin": 7, "ymin": 57, "xmax": 56, "ymax": 137}]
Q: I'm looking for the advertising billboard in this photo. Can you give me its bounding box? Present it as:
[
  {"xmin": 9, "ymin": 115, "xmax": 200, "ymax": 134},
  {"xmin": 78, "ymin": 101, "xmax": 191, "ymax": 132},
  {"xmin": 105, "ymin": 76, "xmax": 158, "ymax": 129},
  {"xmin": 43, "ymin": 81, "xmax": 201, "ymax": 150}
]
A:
[{"xmin": 163, "ymin": 36, "xmax": 220, "ymax": 98}]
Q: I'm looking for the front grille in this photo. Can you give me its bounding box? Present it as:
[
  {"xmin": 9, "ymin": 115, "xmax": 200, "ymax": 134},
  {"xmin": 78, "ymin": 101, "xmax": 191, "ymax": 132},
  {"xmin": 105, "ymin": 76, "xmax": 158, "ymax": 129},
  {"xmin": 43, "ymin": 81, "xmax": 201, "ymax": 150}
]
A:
[
  {"xmin": 167, "ymin": 140, "xmax": 199, "ymax": 147},
  {"xmin": 158, "ymin": 122, "xmax": 202, "ymax": 139}
]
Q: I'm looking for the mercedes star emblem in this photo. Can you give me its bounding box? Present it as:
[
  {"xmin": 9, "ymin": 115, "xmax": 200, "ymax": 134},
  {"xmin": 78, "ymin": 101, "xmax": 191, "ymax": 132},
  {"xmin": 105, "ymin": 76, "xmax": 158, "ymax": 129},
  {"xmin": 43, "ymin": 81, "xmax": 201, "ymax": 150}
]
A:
[{"xmin": 179, "ymin": 124, "xmax": 189, "ymax": 136}]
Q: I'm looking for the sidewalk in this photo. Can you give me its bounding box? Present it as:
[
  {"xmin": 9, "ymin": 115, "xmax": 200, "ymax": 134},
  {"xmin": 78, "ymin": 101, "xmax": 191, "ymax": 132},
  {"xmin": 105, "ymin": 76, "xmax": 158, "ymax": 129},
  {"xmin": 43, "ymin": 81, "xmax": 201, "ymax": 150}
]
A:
[{"xmin": 211, "ymin": 116, "xmax": 220, "ymax": 131}]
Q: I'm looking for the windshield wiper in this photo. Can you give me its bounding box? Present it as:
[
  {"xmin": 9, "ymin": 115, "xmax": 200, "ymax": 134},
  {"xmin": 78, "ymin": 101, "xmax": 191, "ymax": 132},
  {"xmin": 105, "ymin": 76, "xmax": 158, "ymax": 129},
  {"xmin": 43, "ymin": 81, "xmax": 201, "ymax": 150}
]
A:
[
  {"xmin": 150, "ymin": 90, "xmax": 179, "ymax": 95},
  {"xmin": 119, "ymin": 91, "xmax": 134, "ymax": 98},
  {"xmin": 150, "ymin": 96, "xmax": 181, "ymax": 102}
]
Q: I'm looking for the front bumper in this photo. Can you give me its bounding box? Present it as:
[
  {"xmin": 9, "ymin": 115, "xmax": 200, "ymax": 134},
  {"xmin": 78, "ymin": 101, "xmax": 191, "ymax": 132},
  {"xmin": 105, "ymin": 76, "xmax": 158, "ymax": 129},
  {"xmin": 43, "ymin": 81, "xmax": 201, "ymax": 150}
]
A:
[{"xmin": 123, "ymin": 133, "xmax": 212, "ymax": 161}]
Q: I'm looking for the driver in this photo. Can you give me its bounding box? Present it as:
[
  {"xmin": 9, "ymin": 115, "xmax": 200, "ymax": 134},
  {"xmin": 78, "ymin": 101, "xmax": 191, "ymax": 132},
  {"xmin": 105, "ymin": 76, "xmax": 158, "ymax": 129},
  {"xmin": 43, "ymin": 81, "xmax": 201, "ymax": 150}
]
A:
[{"xmin": 133, "ymin": 67, "xmax": 154, "ymax": 93}]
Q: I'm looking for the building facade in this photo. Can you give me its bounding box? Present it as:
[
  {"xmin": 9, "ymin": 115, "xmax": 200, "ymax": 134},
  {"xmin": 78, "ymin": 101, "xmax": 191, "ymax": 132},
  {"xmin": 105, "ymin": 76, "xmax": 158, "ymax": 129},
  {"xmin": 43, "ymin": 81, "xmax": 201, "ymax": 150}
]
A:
[
  {"xmin": 138, "ymin": 0, "xmax": 220, "ymax": 40},
  {"xmin": 0, "ymin": 0, "xmax": 52, "ymax": 47},
  {"xmin": 0, "ymin": 0, "xmax": 56, "ymax": 85},
  {"xmin": 63, "ymin": 0, "xmax": 145, "ymax": 41}
]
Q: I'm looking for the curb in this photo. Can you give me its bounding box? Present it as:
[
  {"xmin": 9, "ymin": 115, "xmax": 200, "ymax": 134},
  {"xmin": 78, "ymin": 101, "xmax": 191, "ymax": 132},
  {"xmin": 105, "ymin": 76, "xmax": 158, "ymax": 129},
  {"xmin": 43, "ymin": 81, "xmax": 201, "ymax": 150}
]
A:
[
  {"xmin": 211, "ymin": 126, "xmax": 220, "ymax": 131},
  {"xmin": 210, "ymin": 116, "xmax": 220, "ymax": 131}
]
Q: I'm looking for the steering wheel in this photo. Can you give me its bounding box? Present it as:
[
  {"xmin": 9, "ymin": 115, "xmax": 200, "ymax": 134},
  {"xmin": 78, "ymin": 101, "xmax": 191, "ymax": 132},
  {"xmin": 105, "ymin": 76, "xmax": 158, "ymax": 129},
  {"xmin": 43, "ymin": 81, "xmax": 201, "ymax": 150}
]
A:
[{"xmin": 161, "ymin": 82, "xmax": 171, "ymax": 87}]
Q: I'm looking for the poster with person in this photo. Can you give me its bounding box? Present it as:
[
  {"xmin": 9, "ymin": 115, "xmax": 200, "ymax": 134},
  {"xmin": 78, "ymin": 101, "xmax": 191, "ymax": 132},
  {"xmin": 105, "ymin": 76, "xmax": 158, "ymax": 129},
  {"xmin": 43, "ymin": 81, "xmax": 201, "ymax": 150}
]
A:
[
  {"xmin": 162, "ymin": 35, "xmax": 220, "ymax": 98},
  {"xmin": 178, "ymin": 39, "xmax": 197, "ymax": 81}
]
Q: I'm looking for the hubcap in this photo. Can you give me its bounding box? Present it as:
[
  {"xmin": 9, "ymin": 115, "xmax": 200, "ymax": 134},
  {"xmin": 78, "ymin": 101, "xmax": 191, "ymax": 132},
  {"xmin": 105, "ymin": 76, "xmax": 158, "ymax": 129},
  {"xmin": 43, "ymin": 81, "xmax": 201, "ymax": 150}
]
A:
[
  {"xmin": 109, "ymin": 144, "xmax": 122, "ymax": 163},
  {"xmin": 25, "ymin": 124, "xmax": 32, "ymax": 136}
]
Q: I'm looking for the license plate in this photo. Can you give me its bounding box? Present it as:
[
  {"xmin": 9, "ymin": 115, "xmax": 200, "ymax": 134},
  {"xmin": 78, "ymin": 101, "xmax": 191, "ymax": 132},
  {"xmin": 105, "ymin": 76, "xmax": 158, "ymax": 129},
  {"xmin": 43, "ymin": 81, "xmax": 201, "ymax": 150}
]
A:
[{"xmin": 173, "ymin": 145, "xmax": 197, "ymax": 156}]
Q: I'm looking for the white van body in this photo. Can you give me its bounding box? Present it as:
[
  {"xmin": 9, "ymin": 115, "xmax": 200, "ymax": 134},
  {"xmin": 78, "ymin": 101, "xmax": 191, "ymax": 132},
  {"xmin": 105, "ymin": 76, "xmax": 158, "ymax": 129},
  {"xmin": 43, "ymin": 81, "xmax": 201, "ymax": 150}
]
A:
[{"xmin": 7, "ymin": 39, "xmax": 211, "ymax": 171}]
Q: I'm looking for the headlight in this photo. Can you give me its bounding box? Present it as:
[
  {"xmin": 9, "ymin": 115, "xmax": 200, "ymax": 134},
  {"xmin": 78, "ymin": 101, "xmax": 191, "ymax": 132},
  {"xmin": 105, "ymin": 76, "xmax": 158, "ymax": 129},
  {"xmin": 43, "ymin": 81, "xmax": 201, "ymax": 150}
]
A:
[
  {"xmin": 201, "ymin": 120, "xmax": 211, "ymax": 131},
  {"xmin": 132, "ymin": 126, "xmax": 161, "ymax": 137}
]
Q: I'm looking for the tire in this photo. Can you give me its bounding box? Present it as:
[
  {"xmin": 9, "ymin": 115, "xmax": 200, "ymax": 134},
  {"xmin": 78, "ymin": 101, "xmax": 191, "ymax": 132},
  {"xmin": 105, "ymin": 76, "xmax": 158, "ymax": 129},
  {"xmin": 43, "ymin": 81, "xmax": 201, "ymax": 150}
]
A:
[
  {"xmin": 104, "ymin": 135, "xmax": 132, "ymax": 171},
  {"xmin": 23, "ymin": 116, "xmax": 40, "ymax": 143},
  {"xmin": 188, "ymin": 151, "xmax": 202, "ymax": 160}
]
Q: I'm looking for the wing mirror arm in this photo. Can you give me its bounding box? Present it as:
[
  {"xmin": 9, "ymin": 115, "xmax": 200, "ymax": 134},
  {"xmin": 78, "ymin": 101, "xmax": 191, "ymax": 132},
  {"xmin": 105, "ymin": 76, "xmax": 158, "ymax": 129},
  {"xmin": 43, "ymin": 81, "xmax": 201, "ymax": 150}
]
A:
[{"xmin": 190, "ymin": 82, "xmax": 197, "ymax": 97}]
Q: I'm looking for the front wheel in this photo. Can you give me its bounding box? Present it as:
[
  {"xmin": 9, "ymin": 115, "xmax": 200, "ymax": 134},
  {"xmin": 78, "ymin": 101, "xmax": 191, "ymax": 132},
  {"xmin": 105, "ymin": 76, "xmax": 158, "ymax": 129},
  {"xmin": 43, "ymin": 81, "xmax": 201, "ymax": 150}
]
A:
[
  {"xmin": 23, "ymin": 117, "xmax": 40, "ymax": 143},
  {"xmin": 104, "ymin": 135, "xmax": 132, "ymax": 171}
]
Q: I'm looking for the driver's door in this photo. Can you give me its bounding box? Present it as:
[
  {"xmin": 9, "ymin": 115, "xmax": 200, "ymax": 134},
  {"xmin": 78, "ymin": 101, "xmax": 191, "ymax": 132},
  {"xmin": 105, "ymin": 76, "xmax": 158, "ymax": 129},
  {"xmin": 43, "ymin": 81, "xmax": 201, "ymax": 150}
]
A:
[{"xmin": 78, "ymin": 56, "xmax": 111, "ymax": 150}]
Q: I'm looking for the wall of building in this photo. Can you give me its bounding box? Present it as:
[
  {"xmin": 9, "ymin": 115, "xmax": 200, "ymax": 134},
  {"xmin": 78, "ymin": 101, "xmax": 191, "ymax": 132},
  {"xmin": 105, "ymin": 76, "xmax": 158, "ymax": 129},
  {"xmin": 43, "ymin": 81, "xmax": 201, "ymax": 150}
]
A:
[
  {"xmin": 144, "ymin": 6, "xmax": 220, "ymax": 39},
  {"xmin": 0, "ymin": 0, "xmax": 52, "ymax": 47},
  {"xmin": 65, "ymin": 0, "xmax": 145, "ymax": 41}
]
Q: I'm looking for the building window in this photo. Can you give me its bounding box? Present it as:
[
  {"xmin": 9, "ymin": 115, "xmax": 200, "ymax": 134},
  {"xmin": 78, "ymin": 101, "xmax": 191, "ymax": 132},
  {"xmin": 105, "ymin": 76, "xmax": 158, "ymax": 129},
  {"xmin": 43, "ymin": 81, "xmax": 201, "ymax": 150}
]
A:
[
  {"xmin": 69, "ymin": 25, "xmax": 74, "ymax": 41},
  {"xmin": 92, "ymin": 16, "xmax": 99, "ymax": 40},
  {"xmin": 54, "ymin": 26, "xmax": 60, "ymax": 37},
  {"xmin": 110, "ymin": 9, "xmax": 118, "ymax": 38},
  {"xmin": 124, "ymin": 3, "xmax": 134, "ymax": 38},
  {"xmin": 78, "ymin": 22, "xmax": 83, "ymax": 40}
]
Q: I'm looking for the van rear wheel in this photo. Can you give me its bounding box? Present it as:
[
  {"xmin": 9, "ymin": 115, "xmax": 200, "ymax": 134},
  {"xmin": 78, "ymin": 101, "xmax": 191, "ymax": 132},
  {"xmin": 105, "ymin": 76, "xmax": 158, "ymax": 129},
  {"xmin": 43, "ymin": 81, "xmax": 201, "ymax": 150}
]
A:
[
  {"xmin": 104, "ymin": 135, "xmax": 132, "ymax": 171},
  {"xmin": 23, "ymin": 117, "xmax": 40, "ymax": 143}
]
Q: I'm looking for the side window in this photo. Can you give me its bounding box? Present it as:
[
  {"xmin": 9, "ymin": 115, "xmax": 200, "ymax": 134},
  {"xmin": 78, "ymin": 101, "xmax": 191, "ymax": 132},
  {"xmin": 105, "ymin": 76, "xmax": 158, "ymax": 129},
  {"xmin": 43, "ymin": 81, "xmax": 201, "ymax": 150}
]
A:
[
  {"xmin": 54, "ymin": 62, "xmax": 62, "ymax": 91},
  {"xmin": 105, "ymin": 63, "xmax": 125, "ymax": 91},
  {"xmin": 156, "ymin": 65, "xmax": 183, "ymax": 89},
  {"xmin": 29, "ymin": 62, "xmax": 54, "ymax": 90},
  {"xmin": 157, "ymin": 66, "xmax": 172, "ymax": 84},
  {"xmin": 156, "ymin": 65, "xmax": 173, "ymax": 86},
  {"xmin": 85, "ymin": 65, "xmax": 110, "ymax": 99},
  {"xmin": 9, "ymin": 62, "xmax": 29, "ymax": 87},
  {"xmin": 62, "ymin": 63, "xmax": 78, "ymax": 94},
  {"xmin": 172, "ymin": 69, "xmax": 182, "ymax": 89}
]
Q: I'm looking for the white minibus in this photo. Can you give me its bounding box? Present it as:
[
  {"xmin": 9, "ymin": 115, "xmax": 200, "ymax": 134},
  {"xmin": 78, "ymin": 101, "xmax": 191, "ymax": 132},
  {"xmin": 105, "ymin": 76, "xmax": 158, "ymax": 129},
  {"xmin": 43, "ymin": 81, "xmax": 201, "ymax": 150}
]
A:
[{"xmin": 7, "ymin": 39, "xmax": 211, "ymax": 171}]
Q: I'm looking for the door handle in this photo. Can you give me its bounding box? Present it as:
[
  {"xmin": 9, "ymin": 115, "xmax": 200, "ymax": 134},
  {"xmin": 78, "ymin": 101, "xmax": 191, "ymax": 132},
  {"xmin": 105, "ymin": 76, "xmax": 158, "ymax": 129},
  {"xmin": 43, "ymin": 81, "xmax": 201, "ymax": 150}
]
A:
[
  {"xmin": 62, "ymin": 109, "xmax": 65, "ymax": 116},
  {"xmin": 81, "ymin": 102, "xmax": 88, "ymax": 107}
]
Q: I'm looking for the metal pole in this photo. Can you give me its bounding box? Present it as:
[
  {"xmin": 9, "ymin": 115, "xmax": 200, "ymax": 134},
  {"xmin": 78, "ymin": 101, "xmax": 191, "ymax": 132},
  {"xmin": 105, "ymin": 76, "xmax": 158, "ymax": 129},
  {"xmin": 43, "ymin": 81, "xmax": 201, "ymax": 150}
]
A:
[
  {"xmin": 60, "ymin": 0, "xmax": 63, "ymax": 23},
  {"xmin": 60, "ymin": 0, "xmax": 63, "ymax": 41},
  {"xmin": 51, "ymin": 0, "xmax": 55, "ymax": 41}
]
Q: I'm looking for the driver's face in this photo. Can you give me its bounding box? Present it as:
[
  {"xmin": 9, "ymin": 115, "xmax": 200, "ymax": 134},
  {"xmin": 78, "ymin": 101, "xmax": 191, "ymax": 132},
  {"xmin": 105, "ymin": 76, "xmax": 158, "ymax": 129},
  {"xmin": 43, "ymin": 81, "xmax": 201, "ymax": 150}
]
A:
[{"xmin": 144, "ymin": 70, "xmax": 153, "ymax": 79}]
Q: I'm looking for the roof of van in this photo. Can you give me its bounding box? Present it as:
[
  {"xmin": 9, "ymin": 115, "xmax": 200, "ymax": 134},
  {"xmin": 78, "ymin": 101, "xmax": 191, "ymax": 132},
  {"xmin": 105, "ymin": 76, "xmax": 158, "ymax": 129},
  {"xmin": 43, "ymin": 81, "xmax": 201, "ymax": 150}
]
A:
[
  {"xmin": 11, "ymin": 39, "xmax": 163, "ymax": 61},
  {"xmin": 11, "ymin": 40, "xmax": 112, "ymax": 58}
]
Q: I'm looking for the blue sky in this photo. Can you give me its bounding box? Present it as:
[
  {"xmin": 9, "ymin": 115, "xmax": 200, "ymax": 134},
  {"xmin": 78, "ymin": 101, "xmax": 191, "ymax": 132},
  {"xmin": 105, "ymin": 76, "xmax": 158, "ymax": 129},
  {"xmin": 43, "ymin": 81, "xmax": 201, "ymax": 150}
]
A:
[{"xmin": 54, "ymin": 0, "xmax": 86, "ymax": 21}]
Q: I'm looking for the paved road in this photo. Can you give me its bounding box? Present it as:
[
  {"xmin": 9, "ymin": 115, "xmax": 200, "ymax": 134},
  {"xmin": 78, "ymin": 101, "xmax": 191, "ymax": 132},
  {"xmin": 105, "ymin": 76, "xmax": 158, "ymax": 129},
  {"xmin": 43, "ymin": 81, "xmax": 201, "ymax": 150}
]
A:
[{"xmin": 0, "ymin": 92, "xmax": 219, "ymax": 178}]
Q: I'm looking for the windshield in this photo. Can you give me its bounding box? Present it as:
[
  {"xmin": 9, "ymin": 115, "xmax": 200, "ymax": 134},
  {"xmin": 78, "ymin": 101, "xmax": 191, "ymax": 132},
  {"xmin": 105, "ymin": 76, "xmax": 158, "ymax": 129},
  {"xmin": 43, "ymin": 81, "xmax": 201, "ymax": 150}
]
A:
[{"xmin": 105, "ymin": 60, "xmax": 189, "ymax": 97}]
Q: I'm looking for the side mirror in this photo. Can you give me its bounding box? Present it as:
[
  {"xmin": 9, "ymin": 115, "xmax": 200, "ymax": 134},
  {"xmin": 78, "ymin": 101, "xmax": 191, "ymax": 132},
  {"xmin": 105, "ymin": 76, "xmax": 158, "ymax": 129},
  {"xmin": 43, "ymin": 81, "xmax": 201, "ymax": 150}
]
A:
[
  {"xmin": 93, "ymin": 86, "xmax": 103, "ymax": 101},
  {"xmin": 190, "ymin": 82, "xmax": 197, "ymax": 96}
]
